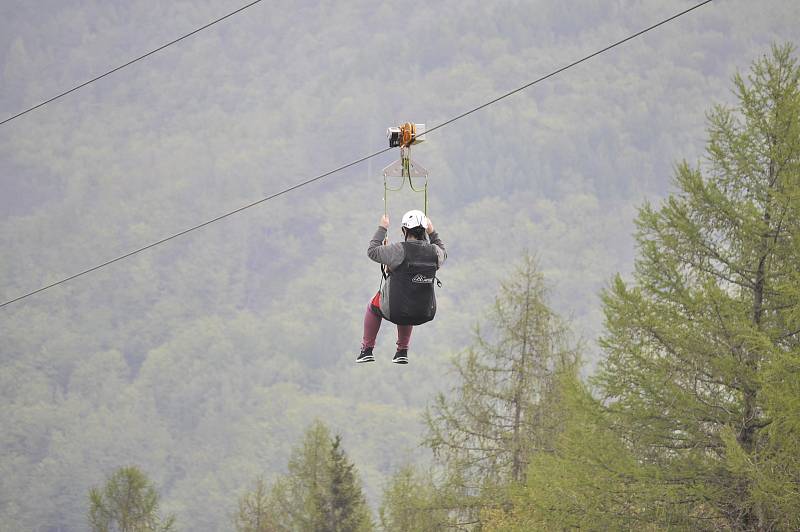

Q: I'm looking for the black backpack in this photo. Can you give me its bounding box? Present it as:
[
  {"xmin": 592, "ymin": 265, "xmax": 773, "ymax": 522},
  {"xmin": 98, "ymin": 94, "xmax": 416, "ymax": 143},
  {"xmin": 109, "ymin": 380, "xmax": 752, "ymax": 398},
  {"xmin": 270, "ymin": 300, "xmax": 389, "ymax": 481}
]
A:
[{"xmin": 382, "ymin": 242, "xmax": 440, "ymax": 326}]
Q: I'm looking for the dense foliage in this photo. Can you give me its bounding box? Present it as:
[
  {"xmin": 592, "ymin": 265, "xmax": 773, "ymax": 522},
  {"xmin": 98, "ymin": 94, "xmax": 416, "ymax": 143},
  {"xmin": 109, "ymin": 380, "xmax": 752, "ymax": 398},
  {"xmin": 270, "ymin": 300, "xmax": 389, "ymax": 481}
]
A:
[
  {"xmin": 89, "ymin": 466, "xmax": 174, "ymax": 532},
  {"xmin": 484, "ymin": 43, "xmax": 800, "ymax": 531},
  {"xmin": 1, "ymin": 0, "xmax": 797, "ymax": 529}
]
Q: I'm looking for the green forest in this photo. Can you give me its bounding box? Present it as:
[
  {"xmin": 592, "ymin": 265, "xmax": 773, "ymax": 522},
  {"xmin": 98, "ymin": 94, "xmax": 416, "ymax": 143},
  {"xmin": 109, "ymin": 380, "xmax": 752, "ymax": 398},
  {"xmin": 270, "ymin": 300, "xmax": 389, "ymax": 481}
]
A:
[{"xmin": 1, "ymin": 1, "xmax": 799, "ymax": 530}]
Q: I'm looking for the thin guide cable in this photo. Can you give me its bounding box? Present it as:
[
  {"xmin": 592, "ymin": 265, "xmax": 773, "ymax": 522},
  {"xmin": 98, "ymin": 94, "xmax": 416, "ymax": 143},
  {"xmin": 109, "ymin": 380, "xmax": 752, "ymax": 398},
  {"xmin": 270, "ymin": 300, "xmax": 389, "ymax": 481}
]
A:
[{"xmin": 0, "ymin": 0, "xmax": 265, "ymax": 126}]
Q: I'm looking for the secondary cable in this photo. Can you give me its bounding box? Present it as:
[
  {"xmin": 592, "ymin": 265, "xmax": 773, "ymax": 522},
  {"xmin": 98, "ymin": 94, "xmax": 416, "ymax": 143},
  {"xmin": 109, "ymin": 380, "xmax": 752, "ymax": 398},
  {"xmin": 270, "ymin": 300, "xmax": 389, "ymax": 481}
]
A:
[
  {"xmin": 0, "ymin": 0, "xmax": 713, "ymax": 309},
  {"xmin": 0, "ymin": 0, "xmax": 265, "ymax": 127},
  {"xmin": 0, "ymin": 146, "xmax": 392, "ymax": 309}
]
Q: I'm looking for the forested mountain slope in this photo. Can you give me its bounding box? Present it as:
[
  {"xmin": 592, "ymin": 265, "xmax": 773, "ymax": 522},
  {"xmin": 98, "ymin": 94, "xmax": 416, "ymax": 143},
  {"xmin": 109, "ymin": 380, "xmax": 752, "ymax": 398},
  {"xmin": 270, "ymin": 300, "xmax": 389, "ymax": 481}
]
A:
[{"xmin": 1, "ymin": 0, "xmax": 797, "ymax": 529}]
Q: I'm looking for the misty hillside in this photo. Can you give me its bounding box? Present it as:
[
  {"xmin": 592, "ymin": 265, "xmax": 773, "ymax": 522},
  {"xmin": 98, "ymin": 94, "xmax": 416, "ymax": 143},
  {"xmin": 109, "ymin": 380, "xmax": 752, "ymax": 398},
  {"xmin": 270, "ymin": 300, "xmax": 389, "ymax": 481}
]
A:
[{"xmin": 1, "ymin": 0, "xmax": 798, "ymax": 529}]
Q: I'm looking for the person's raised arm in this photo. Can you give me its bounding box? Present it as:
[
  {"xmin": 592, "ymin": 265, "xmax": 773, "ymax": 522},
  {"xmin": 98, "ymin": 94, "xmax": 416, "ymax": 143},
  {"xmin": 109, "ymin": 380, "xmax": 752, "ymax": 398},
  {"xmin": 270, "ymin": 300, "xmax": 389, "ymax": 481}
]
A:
[
  {"xmin": 426, "ymin": 218, "xmax": 447, "ymax": 267},
  {"xmin": 367, "ymin": 215, "xmax": 404, "ymax": 268}
]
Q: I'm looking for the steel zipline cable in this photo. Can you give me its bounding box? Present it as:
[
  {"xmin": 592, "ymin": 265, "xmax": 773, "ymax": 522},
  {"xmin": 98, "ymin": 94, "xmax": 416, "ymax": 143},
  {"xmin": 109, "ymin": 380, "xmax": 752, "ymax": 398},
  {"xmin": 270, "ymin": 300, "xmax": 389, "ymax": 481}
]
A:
[
  {"xmin": 0, "ymin": 0, "xmax": 265, "ymax": 127},
  {"xmin": 0, "ymin": 0, "xmax": 713, "ymax": 309},
  {"xmin": 0, "ymin": 146, "xmax": 392, "ymax": 309}
]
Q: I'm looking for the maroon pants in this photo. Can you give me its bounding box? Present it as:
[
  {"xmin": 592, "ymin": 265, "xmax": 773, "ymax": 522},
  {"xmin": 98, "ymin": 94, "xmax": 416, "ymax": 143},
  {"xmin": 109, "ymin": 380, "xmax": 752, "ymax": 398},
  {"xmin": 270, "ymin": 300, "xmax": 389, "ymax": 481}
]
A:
[{"xmin": 362, "ymin": 293, "xmax": 413, "ymax": 350}]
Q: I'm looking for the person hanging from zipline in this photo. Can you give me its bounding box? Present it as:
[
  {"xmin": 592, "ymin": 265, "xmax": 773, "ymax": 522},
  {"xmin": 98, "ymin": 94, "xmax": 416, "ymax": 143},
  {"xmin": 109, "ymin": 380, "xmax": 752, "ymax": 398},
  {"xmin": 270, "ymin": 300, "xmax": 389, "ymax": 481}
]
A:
[{"xmin": 357, "ymin": 210, "xmax": 446, "ymax": 364}]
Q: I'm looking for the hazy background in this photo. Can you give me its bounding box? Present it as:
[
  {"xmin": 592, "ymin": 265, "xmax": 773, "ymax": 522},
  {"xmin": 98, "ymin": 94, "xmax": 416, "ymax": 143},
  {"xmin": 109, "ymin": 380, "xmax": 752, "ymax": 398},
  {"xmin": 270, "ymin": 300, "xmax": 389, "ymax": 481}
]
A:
[{"xmin": 1, "ymin": 0, "xmax": 798, "ymax": 529}]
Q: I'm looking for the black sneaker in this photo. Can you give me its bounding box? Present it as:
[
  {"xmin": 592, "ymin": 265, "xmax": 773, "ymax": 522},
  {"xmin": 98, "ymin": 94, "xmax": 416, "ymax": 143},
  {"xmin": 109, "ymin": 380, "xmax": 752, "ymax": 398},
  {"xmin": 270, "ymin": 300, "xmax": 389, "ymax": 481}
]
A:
[
  {"xmin": 356, "ymin": 347, "xmax": 375, "ymax": 363},
  {"xmin": 392, "ymin": 349, "xmax": 408, "ymax": 364}
]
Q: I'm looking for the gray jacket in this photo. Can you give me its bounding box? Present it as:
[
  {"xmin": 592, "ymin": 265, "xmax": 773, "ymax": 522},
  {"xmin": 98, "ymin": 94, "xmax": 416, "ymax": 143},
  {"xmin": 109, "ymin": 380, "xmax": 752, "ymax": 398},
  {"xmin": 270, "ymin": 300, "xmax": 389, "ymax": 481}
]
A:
[
  {"xmin": 367, "ymin": 226, "xmax": 447, "ymax": 270},
  {"xmin": 367, "ymin": 226, "xmax": 446, "ymax": 320}
]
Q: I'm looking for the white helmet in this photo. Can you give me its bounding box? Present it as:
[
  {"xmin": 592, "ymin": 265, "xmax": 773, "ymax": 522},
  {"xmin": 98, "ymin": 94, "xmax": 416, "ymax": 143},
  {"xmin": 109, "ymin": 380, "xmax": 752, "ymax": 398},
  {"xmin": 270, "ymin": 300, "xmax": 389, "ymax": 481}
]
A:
[{"xmin": 401, "ymin": 210, "xmax": 428, "ymax": 230}]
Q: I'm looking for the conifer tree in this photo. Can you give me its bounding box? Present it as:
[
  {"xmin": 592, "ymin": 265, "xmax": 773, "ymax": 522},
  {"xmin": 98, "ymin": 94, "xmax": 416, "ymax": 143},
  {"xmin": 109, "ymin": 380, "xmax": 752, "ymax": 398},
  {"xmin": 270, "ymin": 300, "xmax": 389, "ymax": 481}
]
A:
[
  {"xmin": 269, "ymin": 421, "xmax": 332, "ymax": 530},
  {"xmin": 234, "ymin": 477, "xmax": 278, "ymax": 532},
  {"xmin": 321, "ymin": 435, "xmax": 372, "ymax": 532},
  {"xmin": 484, "ymin": 42, "xmax": 800, "ymax": 532},
  {"xmin": 482, "ymin": 372, "xmax": 667, "ymax": 530},
  {"xmin": 265, "ymin": 421, "xmax": 373, "ymax": 531},
  {"xmin": 423, "ymin": 255, "xmax": 580, "ymax": 527},
  {"xmin": 379, "ymin": 465, "xmax": 448, "ymax": 532},
  {"xmin": 88, "ymin": 466, "xmax": 175, "ymax": 532},
  {"xmin": 590, "ymin": 43, "xmax": 800, "ymax": 529}
]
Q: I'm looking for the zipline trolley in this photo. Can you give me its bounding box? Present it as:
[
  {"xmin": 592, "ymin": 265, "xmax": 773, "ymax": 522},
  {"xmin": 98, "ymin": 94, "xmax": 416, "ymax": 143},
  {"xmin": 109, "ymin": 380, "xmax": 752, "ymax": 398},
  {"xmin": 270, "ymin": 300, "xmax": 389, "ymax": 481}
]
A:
[{"xmin": 383, "ymin": 122, "xmax": 428, "ymax": 215}]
